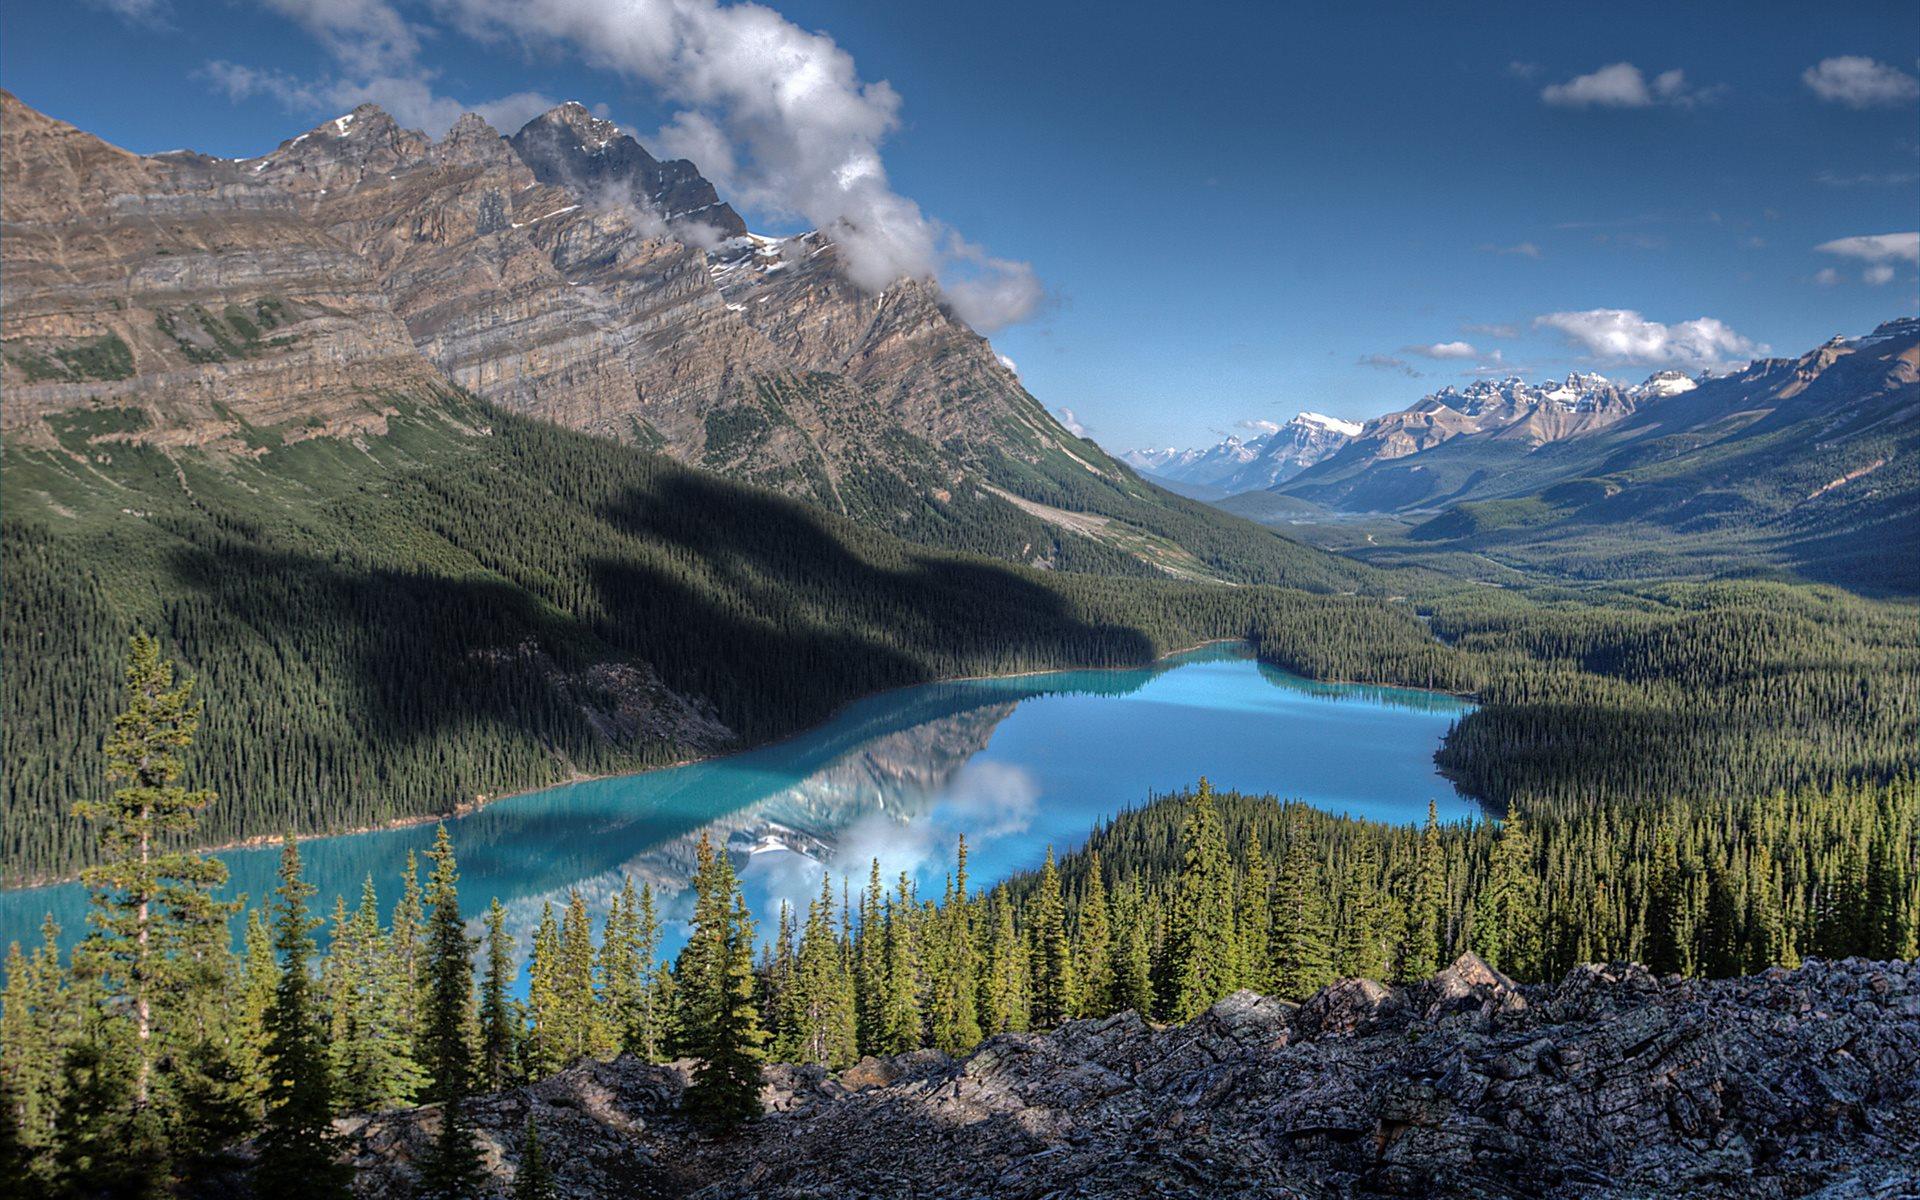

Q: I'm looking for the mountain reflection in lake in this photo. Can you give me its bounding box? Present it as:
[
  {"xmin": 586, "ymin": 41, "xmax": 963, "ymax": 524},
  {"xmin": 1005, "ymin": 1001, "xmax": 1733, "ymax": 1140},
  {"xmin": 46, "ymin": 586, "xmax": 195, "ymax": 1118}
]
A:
[{"xmin": 0, "ymin": 644, "xmax": 1475, "ymax": 979}]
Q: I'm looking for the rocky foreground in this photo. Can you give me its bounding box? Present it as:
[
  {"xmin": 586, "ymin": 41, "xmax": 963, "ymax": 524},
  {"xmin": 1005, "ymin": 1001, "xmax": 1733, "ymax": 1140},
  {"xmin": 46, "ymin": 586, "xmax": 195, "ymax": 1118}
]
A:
[{"xmin": 342, "ymin": 956, "xmax": 1920, "ymax": 1199}]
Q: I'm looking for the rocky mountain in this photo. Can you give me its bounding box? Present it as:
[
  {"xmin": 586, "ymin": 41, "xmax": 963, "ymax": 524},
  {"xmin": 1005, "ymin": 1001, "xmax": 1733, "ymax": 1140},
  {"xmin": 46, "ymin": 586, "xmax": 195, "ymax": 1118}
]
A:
[
  {"xmin": 1287, "ymin": 321, "xmax": 1920, "ymax": 591},
  {"xmin": 0, "ymin": 90, "xmax": 1358, "ymax": 589},
  {"xmin": 318, "ymin": 954, "xmax": 1920, "ymax": 1199},
  {"xmin": 1271, "ymin": 370, "xmax": 1691, "ymax": 511},
  {"xmin": 1124, "ymin": 411, "xmax": 1361, "ymax": 494},
  {"xmin": 508, "ymin": 101, "xmax": 747, "ymax": 242},
  {"xmin": 0, "ymin": 92, "xmax": 448, "ymax": 454}
]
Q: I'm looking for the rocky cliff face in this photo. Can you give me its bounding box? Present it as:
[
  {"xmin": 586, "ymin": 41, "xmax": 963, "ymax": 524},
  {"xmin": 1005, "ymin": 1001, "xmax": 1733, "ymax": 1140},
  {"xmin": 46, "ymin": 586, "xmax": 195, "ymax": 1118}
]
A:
[
  {"xmin": 3, "ymin": 93, "xmax": 1110, "ymax": 535},
  {"xmin": 324, "ymin": 955, "xmax": 1920, "ymax": 1199},
  {"xmin": 0, "ymin": 90, "xmax": 447, "ymax": 453}
]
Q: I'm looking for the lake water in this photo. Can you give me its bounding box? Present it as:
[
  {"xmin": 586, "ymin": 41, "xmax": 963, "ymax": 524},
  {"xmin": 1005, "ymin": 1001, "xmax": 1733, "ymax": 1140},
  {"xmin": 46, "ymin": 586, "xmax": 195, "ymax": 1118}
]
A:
[{"xmin": 0, "ymin": 644, "xmax": 1474, "ymax": 974}]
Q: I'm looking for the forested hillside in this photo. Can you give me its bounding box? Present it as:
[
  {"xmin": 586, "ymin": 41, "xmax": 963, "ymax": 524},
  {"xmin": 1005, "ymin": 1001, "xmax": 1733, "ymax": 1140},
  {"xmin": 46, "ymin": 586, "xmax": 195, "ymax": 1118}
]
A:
[
  {"xmin": 1252, "ymin": 579, "xmax": 1920, "ymax": 818},
  {"xmin": 0, "ymin": 393, "xmax": 1385, "ymax": 883},
  {"xmin": 8, "ymin": 388, "xmax": 1916, "ymax": 882}
]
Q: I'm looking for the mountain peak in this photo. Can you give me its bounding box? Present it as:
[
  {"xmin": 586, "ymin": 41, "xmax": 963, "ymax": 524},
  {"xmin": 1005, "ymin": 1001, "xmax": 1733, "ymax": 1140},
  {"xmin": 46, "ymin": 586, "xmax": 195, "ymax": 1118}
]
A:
[
  {"xmin": 509, "ymin": 105, "xmax": 748, "ymax": 239},
  {"xmin": 525, "ymin": 101, "xmax": 635, "ymax": 157}
]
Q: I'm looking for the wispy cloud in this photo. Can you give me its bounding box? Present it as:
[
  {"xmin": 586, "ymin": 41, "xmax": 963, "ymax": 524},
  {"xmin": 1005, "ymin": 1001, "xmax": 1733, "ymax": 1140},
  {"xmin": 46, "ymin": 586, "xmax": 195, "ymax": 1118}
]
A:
[
  {"xmin": 1357, "ymin": 353, "xmax": 1422, "ymax": 378},
  {"xmin": 1463, "ymin": 322, "xmax": 1520, "ymax": 339},
  {"xmin": 86, "ymin": 0, "xmax": 170, "ymax": 26},
  {"xmin": 1815, "ymin": 169, "xmax": 1920, "ymax": 187},
  {"xmin": 1534, "ymin": 309, "xmax": 1763, "ymax": 370},
  {"xmin": 1477, "ymin": 241, "xmax": 1541, "ymax": 258},
  {"xmin": 1541, "ymin": 63, "xmax": 1711, "ymax": 108},
  {"xmin": 1802, "ymin": 57, "xmax": 1920, "ymax": 109},
  {"xmin": 1054, "ymin": 407, "xmax": 1089, "ymax": 437},
  {"xmin": 1815, "ymin": 232, "xmax": 1920, "ymax": 263}
]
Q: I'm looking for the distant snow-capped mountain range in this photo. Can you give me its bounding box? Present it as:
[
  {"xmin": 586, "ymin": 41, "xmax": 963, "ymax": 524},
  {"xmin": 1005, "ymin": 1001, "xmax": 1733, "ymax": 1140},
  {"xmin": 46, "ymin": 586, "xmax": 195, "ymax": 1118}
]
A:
[{"xmin": 1123, "ymin": 370, "xmax": 1701, "ymax": 495}]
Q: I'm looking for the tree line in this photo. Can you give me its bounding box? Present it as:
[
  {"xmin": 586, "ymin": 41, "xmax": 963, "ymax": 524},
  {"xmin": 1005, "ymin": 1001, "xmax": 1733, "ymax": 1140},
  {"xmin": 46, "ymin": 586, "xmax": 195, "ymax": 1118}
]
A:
[{"xmin": 4, "ymin": 640, "xmax": 1913, "ymax": 1196}]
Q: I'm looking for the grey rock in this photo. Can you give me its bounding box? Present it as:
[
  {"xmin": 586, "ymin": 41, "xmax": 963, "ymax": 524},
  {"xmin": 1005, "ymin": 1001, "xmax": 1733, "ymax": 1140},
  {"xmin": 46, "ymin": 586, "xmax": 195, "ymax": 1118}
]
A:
[{"xmin": 329, "ymin": 956, "xmax": 1920, "ymax": 1199}]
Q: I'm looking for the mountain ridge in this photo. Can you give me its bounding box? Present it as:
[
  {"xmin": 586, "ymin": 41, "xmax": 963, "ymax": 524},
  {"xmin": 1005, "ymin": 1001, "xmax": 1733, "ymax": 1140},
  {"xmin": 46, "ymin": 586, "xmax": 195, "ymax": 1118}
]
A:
[{"xmin": 0, "ymin": 90, "xmax": 1360, "ymax": 590}]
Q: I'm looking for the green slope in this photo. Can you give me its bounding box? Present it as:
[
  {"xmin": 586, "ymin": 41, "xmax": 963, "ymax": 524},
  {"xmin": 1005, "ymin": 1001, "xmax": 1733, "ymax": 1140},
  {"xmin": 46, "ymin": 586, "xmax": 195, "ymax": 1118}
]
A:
[{"xmin": 0, "ymin": 391, "xmax": 1422, "ymax": 882}]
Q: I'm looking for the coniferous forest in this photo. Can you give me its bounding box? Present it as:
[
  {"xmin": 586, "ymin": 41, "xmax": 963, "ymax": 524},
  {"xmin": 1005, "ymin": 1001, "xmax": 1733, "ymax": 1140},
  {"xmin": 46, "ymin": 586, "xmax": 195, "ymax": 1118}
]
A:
[
  {"xmin": 5, "ymin": 398, "xmax": 1915, "ymax": 883},
  {"xmin": 1, "ymin": 640, "xmax": 1914, "ymax": 1194}
]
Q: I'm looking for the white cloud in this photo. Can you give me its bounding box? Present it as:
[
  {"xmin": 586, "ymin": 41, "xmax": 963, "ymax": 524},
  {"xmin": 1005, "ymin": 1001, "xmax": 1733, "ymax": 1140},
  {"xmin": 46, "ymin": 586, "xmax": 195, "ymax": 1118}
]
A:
[
  {"xmin": 1541, "ymin": 63, "xmax": 1705, "ymax": 108},
  {"xmin": 1533, "ymin": 309, "xmax": 1764, "ymax": 370},
  {"xmin": 431, "ymin": 0, "xmax": 1043, "ymax": 329},
  {"xmin": 1864, "ymin": 264, "xmax": 1896, "ymax": 285},
  {"xmin": 212, "ymin": 0, "xmax": 1044, "ymax": 330},
  {"xmin": 1815, "ymin": 232, "xmax": 1920, "ymax": 264},
  {"xmin": 1406, "ymin": 340, "xmax": 1478, "ymax": 360},
  {"xmin": 1236, "ymin": 418, "xmax": 1283, "ymax": 435},
  {"xmin": 993, "ymin": 352, "xmax": 1019, "ymax": 377},
  {"xmin": 1478, "ymin": 241, "xmax": 1541, "ymax": 258},
  {"xmin": 259, "ymin": 0, "xmax": 422, "ymax": 78},
  {"xmin": 1054, "ymin": 407, "xmax": 1089, "ymax": 437},
  {"xmin": 1802, "ymin": 57, "xmax": 1920, "ymax": 109},
  {"xmin": 1813, "ymin": 267, "xmax": 1841, "ymax": 287}
]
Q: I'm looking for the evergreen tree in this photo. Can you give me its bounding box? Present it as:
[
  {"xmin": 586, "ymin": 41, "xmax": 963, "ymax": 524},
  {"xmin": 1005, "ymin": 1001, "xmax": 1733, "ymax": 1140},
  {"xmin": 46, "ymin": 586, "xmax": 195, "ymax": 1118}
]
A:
[
  {"xmin": 335, "ymin": 878, "xmax": 423, "ymax": 1109},
  {"xmin": 1395, "ymin": 801, "xmax": 1445, "ymax": 983},
  {"xmin": 0, "ymin": 918, "xmax": 71, "ymax": 1171},
  {"xmin": 1165, "ymin": 780, "xmax": 1240, "ymax": 1020},
  {"xmin": 390, "ymin": 853, "xmax": 426, "ymax": 1072},
  {"xmin": 854, "ymin": 860, "xmax": 886, "ymax": 1055},
  {"xmin": 1028, "ymin": 848, "xmax": 1072, "ymax": 1028},
  {"xmin": 1270, "ymin": 808, "xmax": 1334, "ymax": 1000},
  {"xmin": 1235, "ymin": 838, "xmax": 1274, "ymax": 993},
  {"xmin": 1697, "ymin": 863, "xmax": 1743, "ymax": 979},
  {"xmin": 525, "ymin": 904, "xmax": 563, "ymax": 1078},
  {"xmin": 875, "ymin": 882, "xmax": 922, "ymax": 1055},
  {"xmin": 255, "ymin": 840, "xmax": 351, "ymax": 1200},
  {"xmin": 1643, "ymin": 821, "xmax": 1689, "ymax": 976},
  {"xmin": 49, "ymin": 1031, "xmax": 159, "ymax": 1200},
  {"xmin": 790, "ymin": 876, "xmax": 858, "ymax": 1067},
  {"xmin": 556, "ymin": 891, "xmax": 606, "ymax": 1063},
  {"xmin": 1863, "ymin": 800, "xmax": 1911, "ymax": 960},
  {"xmin": 631, "ymin": 883, "xmax": 666, "ymax": 1060},
  {"xmin": 979, "ymin": 892, "xmax": 1027, "ymax": 1035},
  {"xmin": 677, "ymin": 836, "xmax": 767, "ymax": 1129},
  {"xmin": 1334, "ymin": 840, "xmax": 1391, "ymax": 981},
  {"xmin": 73, "ymin": 635, "xmax": 227, "ymax": 1110},
  {"xmin": 479, "ymin": 899, "xmax": 517, "ymax": 1090},
  {"xmin": 510, "ymin": 1116, "xmax": 555, "ymax": 1200},
  {"xmin": 926, "ymin": 841, "xmax": 982, "ymax": 1053},
  {"xmin": 599, "ymin": 879, "xmax": 643, "ymax": 1058},
  {"xmin": 1477, "ymin": 807, "xmax": 1544, "ymax": 980},
  {"xmin": 1111, "ymin": 883, "xmax": 1154, "ymax": 1017},
  {"xmin": 1071, "ymin": 853, "xmax": 1114, "ymax": 1019},
  {"xmin": 412, "ymin": 828, "xmax": 488, "ymax": 1200},
  {"xmin": 1743, "ymin": 862, "xmax": 1790, "ymax": 973}
]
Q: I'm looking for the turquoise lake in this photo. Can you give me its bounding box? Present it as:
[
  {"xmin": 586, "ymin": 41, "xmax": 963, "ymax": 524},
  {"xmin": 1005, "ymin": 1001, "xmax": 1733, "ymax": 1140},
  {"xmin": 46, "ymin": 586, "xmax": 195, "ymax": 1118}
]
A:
[{"xmin": 0, "ymin": 644, "xmax": 1474, "ymax": 973}]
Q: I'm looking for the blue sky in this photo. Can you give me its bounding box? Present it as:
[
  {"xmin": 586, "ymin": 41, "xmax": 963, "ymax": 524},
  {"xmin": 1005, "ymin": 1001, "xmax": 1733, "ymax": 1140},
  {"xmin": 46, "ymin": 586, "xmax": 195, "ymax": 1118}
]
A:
[{"xmin": 4, "ymin": 0, "xmax": 1916, "ymax": 450}]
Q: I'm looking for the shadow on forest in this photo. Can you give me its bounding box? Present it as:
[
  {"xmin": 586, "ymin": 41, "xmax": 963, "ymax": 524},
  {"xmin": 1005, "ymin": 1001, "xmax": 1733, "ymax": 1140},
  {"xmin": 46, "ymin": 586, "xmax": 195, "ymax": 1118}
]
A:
[{"xmin": 156, "ymin": 466, "xmax": 1160, "ymax": 789}]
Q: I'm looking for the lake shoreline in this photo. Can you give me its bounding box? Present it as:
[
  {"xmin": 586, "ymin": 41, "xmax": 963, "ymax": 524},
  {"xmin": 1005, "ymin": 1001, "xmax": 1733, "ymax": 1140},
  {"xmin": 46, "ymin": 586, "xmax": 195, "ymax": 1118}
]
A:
[{"xmin": 3, "ymin": 637, "xmax": 1478, "ymax": 893}]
